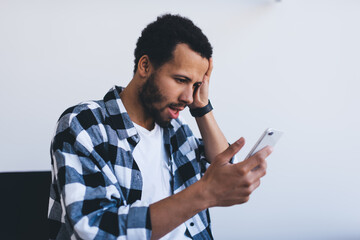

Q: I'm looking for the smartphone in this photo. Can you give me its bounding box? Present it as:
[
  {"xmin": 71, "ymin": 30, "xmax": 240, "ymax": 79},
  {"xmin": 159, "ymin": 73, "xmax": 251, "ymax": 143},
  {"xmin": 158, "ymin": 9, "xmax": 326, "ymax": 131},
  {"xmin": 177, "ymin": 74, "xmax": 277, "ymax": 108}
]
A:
[{"xmin": 245, "ymin": 128, "xmax": 283, "ymax": 160}]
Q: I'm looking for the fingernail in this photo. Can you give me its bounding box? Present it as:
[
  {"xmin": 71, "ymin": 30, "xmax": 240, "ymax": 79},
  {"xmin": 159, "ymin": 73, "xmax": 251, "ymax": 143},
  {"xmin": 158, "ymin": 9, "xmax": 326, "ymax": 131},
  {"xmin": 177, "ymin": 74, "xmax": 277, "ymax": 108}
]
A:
[{"xmin": 236, "ymin": 138, "xmax": 244, "ymax": 144}]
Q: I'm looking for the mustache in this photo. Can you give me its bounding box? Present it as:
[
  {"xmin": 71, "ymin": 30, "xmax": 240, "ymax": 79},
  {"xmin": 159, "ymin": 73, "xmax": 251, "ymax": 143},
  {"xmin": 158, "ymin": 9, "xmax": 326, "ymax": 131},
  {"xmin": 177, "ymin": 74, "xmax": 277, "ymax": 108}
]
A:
[{"xmin": 168, "ymin": 102, "xmax": 187, "ymax": 108}]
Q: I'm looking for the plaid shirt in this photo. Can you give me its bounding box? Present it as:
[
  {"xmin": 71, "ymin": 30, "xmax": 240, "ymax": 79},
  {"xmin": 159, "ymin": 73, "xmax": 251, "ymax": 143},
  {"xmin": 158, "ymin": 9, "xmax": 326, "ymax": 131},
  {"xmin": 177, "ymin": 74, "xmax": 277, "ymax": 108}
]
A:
[{"xmin": 48, "ymin": 86, "xmax": 213, "ymax": 240}]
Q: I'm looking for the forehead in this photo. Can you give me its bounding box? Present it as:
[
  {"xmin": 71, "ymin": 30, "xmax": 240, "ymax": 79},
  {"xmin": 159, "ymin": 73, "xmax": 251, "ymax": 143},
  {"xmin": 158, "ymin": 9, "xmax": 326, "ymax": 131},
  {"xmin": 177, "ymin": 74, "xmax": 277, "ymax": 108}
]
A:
[{"xmin": 157, "ymin": 43, "xmax": 209, "ymax": 81}]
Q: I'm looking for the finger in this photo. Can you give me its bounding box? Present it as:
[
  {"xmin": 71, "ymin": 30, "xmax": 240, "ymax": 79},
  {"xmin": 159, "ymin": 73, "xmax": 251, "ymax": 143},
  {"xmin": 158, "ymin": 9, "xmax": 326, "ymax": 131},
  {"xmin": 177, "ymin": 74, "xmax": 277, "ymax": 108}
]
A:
[
  {"xmin": 192, "ymin": 82, "xmax": 202, "ymax": 100},
  {"xmin": 249, "ymin": 161, "xmax": 267, "ymax": 180},
  {"xmin": 206, "ymin": 58, "xmax": 213, "ymax": 77},
  {"xmin": 241, "ymin": 146, "xmax": 273, "ymax": 173},
  {"xmin": 203, "ymin": 58, "xmax": 213, "ymax": 84},
  {"xmin": 215, "ymin": 137, "xmax": 245, "ymax": 165},
  {"xmin": 254, "ymin": 146, "xmax": 273, "ymax": 161},
  {"xmin": 250, "ymin": 158, "xmax": 267, "ymax": 172},
  {"xmin": 248, "ymin": 179, "xmax": 261, "ymax": 193}
]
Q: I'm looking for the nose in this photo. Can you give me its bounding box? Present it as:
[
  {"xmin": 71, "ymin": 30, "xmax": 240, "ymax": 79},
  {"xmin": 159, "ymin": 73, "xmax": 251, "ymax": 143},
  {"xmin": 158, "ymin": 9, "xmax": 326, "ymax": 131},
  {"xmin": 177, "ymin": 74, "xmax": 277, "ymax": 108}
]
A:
[{"xmin": 179, "ymin": 85, "xmax": 193, "ymax": 105}]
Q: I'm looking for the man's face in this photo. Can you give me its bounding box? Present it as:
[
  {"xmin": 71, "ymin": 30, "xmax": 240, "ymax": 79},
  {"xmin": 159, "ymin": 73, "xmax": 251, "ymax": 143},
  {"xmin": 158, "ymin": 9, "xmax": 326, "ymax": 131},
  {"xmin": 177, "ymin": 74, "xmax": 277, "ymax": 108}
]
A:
[{"xmin": 139, "ymin": 44, "xmax": 209, "ymax": 127}]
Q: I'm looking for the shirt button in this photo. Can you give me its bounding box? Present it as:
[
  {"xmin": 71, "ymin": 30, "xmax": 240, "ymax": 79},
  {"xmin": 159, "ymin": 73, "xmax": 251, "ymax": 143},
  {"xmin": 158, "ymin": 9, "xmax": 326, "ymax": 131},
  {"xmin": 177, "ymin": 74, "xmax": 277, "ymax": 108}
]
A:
[{"xmin": 190, "ymin": 222, "xmax": 194, "ymax": 227}]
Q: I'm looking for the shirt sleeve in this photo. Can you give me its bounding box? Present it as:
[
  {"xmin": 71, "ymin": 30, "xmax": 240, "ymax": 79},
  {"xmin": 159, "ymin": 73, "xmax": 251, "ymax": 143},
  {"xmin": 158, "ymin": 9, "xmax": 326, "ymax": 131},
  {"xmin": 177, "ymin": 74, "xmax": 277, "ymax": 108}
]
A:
[{"xmin": 50, "ymin": 105, "xmax": 151, "ymax": 240}]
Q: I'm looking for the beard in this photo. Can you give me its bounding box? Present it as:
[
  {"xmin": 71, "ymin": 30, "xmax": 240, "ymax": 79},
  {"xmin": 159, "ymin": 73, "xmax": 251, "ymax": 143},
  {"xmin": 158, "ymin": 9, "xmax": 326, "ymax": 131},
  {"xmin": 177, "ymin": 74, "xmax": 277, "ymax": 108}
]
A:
[{"xmin": 138, "ymin": 73, "xmax": 173, "ymax": 128}]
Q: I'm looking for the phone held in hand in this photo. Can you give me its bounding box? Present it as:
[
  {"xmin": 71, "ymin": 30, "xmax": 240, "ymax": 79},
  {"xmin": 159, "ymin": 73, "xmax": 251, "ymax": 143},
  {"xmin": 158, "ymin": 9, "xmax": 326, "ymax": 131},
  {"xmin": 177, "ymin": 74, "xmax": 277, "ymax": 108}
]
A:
[{"xmin": 245, "ymin": 128, "xmax": 283, "ymax": 160}]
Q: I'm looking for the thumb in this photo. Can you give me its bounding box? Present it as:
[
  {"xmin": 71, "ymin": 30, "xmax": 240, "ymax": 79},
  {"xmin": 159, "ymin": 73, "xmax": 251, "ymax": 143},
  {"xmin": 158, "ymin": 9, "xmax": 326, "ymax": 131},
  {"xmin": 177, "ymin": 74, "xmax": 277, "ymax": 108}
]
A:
[{"xmin": 213, "ymin": 137, "xmax": 245, "ymax": 165}]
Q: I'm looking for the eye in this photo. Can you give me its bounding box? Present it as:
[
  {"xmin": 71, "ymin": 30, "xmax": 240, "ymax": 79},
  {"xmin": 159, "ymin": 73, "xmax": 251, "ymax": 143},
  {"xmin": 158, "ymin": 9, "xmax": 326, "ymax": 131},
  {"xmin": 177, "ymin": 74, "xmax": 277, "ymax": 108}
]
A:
[{"xmin": 175, "ymin": 78, "xmax": 187, "ymax": 83}]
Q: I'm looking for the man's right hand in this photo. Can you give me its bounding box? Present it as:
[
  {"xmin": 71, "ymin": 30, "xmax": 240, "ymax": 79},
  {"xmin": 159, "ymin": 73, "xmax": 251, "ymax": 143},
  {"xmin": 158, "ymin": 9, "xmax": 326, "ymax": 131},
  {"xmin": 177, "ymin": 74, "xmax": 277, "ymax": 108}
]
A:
[
  {"xmin": 149, "ymin": 138, "xmax": 272, "ymax": 239},
  {"xmin": 200, "ymin": 137, "xmax": 272, "ymax": 208}
]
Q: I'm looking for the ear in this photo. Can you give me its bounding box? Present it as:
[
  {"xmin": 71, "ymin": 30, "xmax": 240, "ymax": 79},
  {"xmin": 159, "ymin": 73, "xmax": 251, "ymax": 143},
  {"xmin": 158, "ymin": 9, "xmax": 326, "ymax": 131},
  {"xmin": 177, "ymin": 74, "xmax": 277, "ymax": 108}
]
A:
[{"xmin": 137, "ymin": 55, "xmax": 152, "ymax": 78}]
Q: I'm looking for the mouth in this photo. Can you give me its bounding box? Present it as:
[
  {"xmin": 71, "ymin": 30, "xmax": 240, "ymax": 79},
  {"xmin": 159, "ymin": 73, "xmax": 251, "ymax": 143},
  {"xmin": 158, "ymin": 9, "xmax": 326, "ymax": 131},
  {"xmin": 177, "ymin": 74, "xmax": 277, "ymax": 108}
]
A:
[
  {"xmin": 170, "ymin": 106, "xmax": 185, "ymax": 111},
  {"xmin": 168, "ymin": 105, "xmax": 185, "ymax": 119}
]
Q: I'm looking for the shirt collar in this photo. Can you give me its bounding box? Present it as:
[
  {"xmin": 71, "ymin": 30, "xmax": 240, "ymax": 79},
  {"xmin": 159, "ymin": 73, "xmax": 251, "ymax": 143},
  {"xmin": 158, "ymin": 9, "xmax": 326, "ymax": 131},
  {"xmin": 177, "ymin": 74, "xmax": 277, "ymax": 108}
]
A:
[{"xmin": 103, "ymin": 85, "xmax": 138, "ymax": 141}]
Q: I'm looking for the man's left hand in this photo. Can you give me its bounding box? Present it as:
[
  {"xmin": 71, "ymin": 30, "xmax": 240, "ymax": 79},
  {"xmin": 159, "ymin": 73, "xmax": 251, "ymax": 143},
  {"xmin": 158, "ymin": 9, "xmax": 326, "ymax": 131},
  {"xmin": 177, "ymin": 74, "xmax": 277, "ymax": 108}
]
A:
[{"xmin": 189, "ymin": 57, "xmax": 213, "ymax": 109}]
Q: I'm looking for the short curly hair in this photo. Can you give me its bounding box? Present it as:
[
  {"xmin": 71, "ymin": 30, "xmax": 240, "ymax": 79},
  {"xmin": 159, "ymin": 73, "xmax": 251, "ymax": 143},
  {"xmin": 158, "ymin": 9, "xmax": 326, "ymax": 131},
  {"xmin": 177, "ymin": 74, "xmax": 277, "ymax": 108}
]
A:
[{"xmin": 133, "ymin": 14, "xmax": 213, "ymax": 74}]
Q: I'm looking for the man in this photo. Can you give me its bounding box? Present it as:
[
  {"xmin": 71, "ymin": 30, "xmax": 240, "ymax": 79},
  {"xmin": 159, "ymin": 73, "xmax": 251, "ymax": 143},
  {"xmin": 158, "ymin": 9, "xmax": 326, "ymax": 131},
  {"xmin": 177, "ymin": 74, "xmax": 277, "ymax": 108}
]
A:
[{"xmin": 48, "ymin": 14, "xmax": 272, "ymax": 240}]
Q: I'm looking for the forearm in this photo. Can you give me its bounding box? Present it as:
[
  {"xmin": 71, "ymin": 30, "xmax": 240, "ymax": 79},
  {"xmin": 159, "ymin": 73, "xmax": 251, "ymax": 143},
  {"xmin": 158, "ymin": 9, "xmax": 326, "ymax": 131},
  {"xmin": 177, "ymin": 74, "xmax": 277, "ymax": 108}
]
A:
[
  {"xmin": 195, "ymin": 111, "xmax": 229, "ymax": 163},
  {"xmin": 149, "ymin": 180, "xmax": 208, "ymax": 240}
]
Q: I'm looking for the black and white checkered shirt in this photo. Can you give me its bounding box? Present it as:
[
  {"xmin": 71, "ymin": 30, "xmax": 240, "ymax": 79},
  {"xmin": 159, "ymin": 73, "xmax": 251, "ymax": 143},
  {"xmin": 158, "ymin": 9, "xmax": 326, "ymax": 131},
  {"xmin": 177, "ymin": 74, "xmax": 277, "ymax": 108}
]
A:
[{"xmin": 48, "ymin": 86, "xmax": 213, "ymax": 239}]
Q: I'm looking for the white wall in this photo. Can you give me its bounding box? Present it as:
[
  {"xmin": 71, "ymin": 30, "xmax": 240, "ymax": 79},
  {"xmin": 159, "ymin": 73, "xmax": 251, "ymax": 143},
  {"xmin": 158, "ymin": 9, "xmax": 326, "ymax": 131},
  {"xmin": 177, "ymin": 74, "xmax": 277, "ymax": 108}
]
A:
[{"xmin": 1, "ymin": 0, "xmax": 359, "ymax": 239}]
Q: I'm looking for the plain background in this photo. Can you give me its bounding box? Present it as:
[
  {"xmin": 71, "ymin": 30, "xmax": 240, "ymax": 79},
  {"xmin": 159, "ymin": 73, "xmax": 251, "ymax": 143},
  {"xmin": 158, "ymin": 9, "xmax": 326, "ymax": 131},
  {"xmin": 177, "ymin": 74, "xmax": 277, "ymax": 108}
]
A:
[{"xmin": 1, "ymin": 0, "xmax": 359, "ymax": 239}]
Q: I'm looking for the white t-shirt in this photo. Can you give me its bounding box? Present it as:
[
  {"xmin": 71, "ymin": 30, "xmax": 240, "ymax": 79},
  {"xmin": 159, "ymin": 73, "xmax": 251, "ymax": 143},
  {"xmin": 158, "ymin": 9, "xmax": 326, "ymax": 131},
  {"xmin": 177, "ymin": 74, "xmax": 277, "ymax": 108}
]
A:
[{"xmin": 132, "ymin": 122, "xmax": 191, "ymax": 240}]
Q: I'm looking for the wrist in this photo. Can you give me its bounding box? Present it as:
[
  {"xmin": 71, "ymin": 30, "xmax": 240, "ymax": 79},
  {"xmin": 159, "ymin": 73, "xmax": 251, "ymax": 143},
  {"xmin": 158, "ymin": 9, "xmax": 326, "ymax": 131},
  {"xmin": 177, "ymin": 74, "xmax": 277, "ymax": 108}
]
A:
[
  {"xmin": 190, "ymin": 100, "xmax": 213, "ymax": 118},
  {"xmin": 193, "ymin": 180, "xmax": 213, "ymax": 209}
]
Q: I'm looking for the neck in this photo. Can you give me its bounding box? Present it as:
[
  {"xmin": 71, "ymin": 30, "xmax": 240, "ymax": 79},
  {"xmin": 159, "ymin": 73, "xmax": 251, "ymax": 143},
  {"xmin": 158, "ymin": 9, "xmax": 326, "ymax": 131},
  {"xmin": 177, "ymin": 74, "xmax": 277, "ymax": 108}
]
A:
[{"xmin": 120, "ymin": 77, "xmax": 155, "ymax": 131}]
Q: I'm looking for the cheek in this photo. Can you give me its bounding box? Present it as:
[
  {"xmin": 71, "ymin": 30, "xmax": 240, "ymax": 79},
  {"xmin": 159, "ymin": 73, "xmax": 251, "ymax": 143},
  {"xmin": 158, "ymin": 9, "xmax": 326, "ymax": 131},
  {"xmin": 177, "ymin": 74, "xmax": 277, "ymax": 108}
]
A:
[{"xmin": 160, "ymin": 81, "xmax": 182, "ymax": 99}]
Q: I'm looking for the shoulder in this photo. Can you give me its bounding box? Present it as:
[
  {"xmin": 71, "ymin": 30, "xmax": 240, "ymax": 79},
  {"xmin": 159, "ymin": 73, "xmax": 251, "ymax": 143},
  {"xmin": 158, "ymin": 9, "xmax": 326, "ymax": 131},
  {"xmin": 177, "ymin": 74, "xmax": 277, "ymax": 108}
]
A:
[
  {"xmin": 53, "ymin": 100, "xmax": 108, "ymax": 152},
  {"xmin": 52, "ymin": 100, "xmax": 110, "ymax": 155},
  {"xmin": 55, "ymin": 101, "xmax": 105, "ymax": 133}
]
